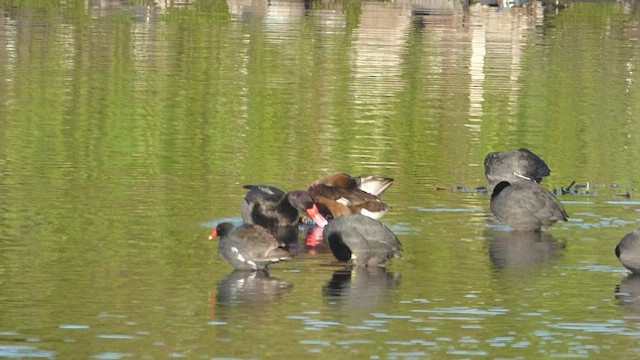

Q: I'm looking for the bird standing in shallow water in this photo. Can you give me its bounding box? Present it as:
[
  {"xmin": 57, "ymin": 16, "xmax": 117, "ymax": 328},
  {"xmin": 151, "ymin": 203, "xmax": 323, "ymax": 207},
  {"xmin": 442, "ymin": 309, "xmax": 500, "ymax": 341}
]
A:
[
  {"xmin": 209, "ymin": 223, "xmax": 290, "ymax": 271},
  {"xmin": 616, "ymin": 229, "xmax": 640, "ymax": 274},
  {"xmin": 490, "ymin": 180, "xmax": 568, "ymax": 232},
  {"xmin": 322, "ymin": 214, "xmax": 402, "ymax": 267},
  {"xmin": 484, "ymin": 148, "xmax": 550, "ymax": 191},
  {"xmin": 241, "ymin": 185, "xmax": 328, "ymax": 228}
]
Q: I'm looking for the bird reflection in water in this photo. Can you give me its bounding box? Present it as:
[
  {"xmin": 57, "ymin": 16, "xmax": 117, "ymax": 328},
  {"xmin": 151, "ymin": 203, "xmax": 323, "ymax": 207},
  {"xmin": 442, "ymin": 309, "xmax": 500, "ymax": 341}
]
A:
[
  {"xmin": 488, "ymin": 230, "xmax": 565, "ymax": 271},
  {"xmin": 322, "ymin": 266, "xmax": 401, "ymax": 308},
  {"xmin": 303, "ymin": 225, "xmax": 332, "ymax": 255},
  {"xmin": 214, "ymin": 270, "xmax": 292, "ymax": 306},
  {"xmin": 615, "ymin": 274, "xmax": 640, "ymax": 313}
]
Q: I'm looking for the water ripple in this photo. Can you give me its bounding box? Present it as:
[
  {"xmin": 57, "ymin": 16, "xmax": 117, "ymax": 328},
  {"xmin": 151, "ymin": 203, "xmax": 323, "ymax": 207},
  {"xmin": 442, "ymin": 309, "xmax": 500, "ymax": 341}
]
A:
[
  {"xmin": 547, "ymin": 322, "xmax": 629, "ymax": 334},
  {"xmin": 92, "ymin": 353, "xmax": 133, "ymax": 360},
  {"xmin": 0, "ymin": 346, "xmax": 55, "ymax": 359},
  {"xmin": 59, "ymin": 324, "xmax": 90, "ymax": 330},
  {"xmin": 410, "ymin": 307, "xmax": 508, "ymax": 316}
]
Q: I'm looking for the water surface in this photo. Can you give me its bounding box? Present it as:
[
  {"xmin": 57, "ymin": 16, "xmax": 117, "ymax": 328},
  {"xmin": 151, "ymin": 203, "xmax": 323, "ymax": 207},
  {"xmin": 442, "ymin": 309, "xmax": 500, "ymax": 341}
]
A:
[{"xmin": 1, "ymin": 0, "xmax": 640, "ymax": 358}]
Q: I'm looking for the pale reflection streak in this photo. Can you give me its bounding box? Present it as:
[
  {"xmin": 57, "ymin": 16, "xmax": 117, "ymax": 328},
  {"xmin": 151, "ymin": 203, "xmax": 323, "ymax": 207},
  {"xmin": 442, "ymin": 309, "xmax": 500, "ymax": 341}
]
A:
[
  {"xmin": 468, "ymin": 4, "xmax": 544, "ymax": 130},
  {"xmin": 227, "ymin": 0, "xmax": 269, "ymax": 20},
  {"xmin": 265, "ymin": 0, "xmax": 306, "ymax": 26},
  {"xmin": 1, "ymin": 15, "xmax": 17, "ymax": 104},
  {"xmin": 346, "ymin": 3, "xmax": 411, "ymax": 167},
  {"xmin": 468, "ymin": 7, "xmax": 486, "ymax": 122},
  {"xmin": 350, "ymin": 3, "xmax": 410, "ymax": 112}
]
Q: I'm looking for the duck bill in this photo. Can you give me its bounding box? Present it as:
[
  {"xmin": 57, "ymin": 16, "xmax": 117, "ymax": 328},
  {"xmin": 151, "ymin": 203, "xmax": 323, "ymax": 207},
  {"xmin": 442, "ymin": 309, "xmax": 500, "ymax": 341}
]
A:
[{"xmin": 305, "ymin": 205, "xmax": 328, "ymax": 228}]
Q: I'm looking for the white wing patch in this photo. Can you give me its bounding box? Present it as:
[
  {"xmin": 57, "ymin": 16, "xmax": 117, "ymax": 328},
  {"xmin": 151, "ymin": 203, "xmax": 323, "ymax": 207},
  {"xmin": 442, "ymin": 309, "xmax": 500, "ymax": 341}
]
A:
[
  {"xmin": 231, "ymin": 247, "xmax": 246, "ymax": 262},
  {"xmin": 337, "ymin": 197, "xmax": 351, "ymax": 206}
]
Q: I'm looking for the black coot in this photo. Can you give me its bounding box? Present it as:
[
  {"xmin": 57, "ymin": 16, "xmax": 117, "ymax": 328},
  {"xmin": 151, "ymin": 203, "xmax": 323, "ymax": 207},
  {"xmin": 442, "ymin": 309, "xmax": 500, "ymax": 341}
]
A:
[
  {"xmin": 484, "ymin": 148, "xmax": 550, "ymax": 191},
  {"xmin": 616, "ymin": 229, "xmax": 640, "ymax": 274},
  {"xmin": 322, "ymin": 214, "xmax": 402, "ymax": 267},
  {"xmin": 490, "ymin": 180, "xmax": 568, "ymax": 232}
]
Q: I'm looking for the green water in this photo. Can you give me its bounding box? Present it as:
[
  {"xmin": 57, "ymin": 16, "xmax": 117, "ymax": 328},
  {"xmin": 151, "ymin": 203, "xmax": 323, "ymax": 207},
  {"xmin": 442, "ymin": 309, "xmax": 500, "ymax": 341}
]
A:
[{"xmin": 2, "ymin": 1, "xmax": 640, "ymax": 358}]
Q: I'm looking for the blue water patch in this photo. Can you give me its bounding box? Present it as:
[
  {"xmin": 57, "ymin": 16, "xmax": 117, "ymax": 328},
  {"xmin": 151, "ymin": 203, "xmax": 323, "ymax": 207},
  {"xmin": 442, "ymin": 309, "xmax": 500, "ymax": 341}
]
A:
[
  {"xmin": 336, "ymin": 340, "xmax": 374, "ymax": 345},
  {"xmin": 372, "ymin": 313, "xmax": 413, "ymax": 319},
  {"xmin": 487, "ymin": 336, "xmax": 515, "ymax": 344},
  {"xmin": 303, "ymin": 320, "xmax": 341, "ymax": 328},
  {"xmin": 410, "ymin": 307, "xmax": 508, "ymax": 316},
  {"xmin": 576, "ymin": 265, "xmax": 626, "ymax": 273},
  {"xmin": 299, "ymin": 340, "xmax": 331, "ymax": 346},
  {"xmin": 92, "ymin": 353, "xmax": 133, "ymax": 359},
  {"xmin": 96, "ymin": 334, "xmax": 135, "ymax": 340},
  {"xmin": 0, "ymin": 345, "xmax": 55, "ymax": 358},
  {"xmin": 484, "ymin": 223, "xmax": 514, "ymax": 232},
  {"xmin": 386, "ymin": 222, "xmax": 421, "ymax": 235},
  {"xmin": 59, "ymin": 324, "xmax": 90, "ymax": 330},
  {"xmin": 207, "ymin": 321, "xmax": 228, "ymax": 326},
  {"xmin": 387, "ymin": 351, "xmax": 429, "ymax": 357},
  {"xmin": 362, "ymin": 320, "xmax": 388, "ymax": 326},
  {"xmin": 411, "ymin": 298, "xmax": 431, "ymax": 303},
  {"xmin": 564, "ymin": 217, "xmax": 636, "ymax": 230},
  {"xmin": 446, "ymin": 350, "xmax": 488, "ymax": 356},
  {"xmin": 385, "ymin": 340, "xmax": 437, "ymax": 346},
  {"xmin": 346, "ymin": 326, "xmax": 376, "ymax": 330},
  {"xmin": 202, "ymin": 217, "xmax": 243, "ymax": 229},
  {"xmin": 98, "ymin": 312, "xmax": 128, "ymax": 319},
  {"xmin": 548, "ymin": 322, "xmax": 628, "ymax": 334},
  {"xmin": 606, "ymin": 201, "xmax": 640, "ymax": 206},
  {"xmin": 460, "ymin": 325, "xmax": 483, "ymax": 329},
  {"xmin": 512, "ymin": 341, "xmax": 531, "ymax": 348}
]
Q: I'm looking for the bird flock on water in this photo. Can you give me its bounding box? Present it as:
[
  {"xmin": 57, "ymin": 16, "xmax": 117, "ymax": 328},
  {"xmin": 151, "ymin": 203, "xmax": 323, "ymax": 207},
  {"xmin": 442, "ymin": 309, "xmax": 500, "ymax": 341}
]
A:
[{"xmin": 208, "ymin": 149, "xmax": 639, "ymax": 275}]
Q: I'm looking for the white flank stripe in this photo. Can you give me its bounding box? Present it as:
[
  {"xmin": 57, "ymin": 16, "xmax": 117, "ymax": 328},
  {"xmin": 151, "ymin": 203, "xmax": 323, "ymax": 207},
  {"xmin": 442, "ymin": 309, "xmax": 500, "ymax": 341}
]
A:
[
  {"xmin": 360, "ymin": 208, "xmax": 385, "ymax": 219},
  {"xmin": 512, "ymin": 172, "xmax": 532, "ymax": 181}
]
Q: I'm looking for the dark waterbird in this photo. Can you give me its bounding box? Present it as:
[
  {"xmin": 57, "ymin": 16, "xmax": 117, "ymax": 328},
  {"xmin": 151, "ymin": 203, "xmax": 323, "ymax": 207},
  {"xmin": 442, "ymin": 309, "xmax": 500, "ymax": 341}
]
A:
[
  {"xmin": 490, "ymin": 180, "xmax": 568, "ymax": 232},
  {"xmin": 308, "ymin": 173, "xmax": 394, "ymax": 219},
  {"xmin": 209, "ymin": 223, "xmax": 290, "ymax": 271},
  {"xmin": 323, "ymin": 214, "xmax": 402, "ymax": 267},
  {"xmin": 616, "ymin": 229, "xmax": 640, "ymax": 274},
  {"xmin": 484, "ymin": 148, "xmax": 550, "ymax": 191},
  {"xmin": 241, "ymin": 185, "xmax": 328, "ymax": 228}
]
